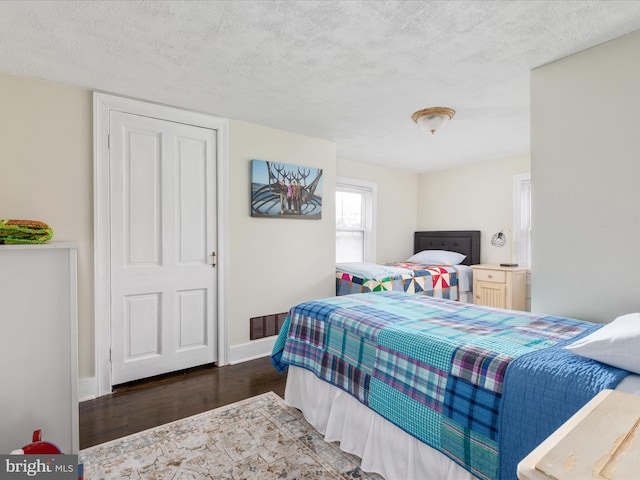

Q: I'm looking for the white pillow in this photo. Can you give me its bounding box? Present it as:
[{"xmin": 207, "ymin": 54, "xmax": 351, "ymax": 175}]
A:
[
  {"xmin": 406, "ymin": 249, "xmax": 466, "ymax": 265},
  {"xmin": 564, "ymin": 312, "xmax": 640, "ymax": 374}
]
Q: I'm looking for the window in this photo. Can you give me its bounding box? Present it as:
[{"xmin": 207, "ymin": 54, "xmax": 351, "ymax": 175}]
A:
[
  {"xmin": 336, "ymin": 178, "xmax": 376, "ymax": 263},
  {"xmin": 513, "ymin": 173, "xmax": 532, "ymax": 267}
]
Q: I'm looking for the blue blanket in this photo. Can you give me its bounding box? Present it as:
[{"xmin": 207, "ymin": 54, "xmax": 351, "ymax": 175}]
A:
[
  {"xmin": 499, "ymin": 336, "xmax": 627, "ymax": 479},
  {"xmin": 272, "ymin": 292, "xmax": 628, "ymax": 480}
]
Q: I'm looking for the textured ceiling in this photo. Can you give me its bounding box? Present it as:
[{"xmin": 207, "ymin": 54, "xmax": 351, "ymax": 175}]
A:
[{"xmin": 2, "ymin": 1, "xmax": 640, "ymax": 173}]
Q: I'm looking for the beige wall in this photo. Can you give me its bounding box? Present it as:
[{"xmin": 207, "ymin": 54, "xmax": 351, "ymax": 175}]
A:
[
  {"xmin": 531, "ymin": 30, "xmax": 640, "ymax": 323},
  {"xmin": 228, "ymin": 121, "xmax": 336, "ymax": 347},
  {"xmin": 417, "ymin": 156, "xmax": 530, "ymax": 264},
  {"xmin": 0, "ymin": 73, "xmax": 94, "ymax": 377},
  {"xmin": 337, "ymin": 158, "xmax": 418, "ymax": 262}
]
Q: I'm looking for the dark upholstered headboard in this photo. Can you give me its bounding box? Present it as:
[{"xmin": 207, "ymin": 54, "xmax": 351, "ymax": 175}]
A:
[{"xmin": 413, "ymin": 231, "xmax": 481, "ymax": 266}]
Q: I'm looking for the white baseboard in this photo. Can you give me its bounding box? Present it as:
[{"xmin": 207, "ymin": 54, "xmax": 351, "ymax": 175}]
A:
[
  {"xmin": 228, "ymin": 337, "xmax": 276, "ymax": 365},
  {"xmin": 79, "ymin": 376, "xmax": 97, "ymax": 402}
]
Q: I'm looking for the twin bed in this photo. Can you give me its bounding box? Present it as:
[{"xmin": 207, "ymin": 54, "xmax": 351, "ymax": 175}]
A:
[
  {"xmin": 336, "ymin": 231, "xmax": 480, "ymax": 303},
  {"xmin": 272, "ymin": 231, "xmax": 640, "ymax": 480}
]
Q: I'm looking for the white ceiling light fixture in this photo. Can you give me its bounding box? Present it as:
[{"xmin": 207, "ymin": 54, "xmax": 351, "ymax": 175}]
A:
[{"xmin": 411, "ymin": 107, "xmax": 456, "ymax": 135}]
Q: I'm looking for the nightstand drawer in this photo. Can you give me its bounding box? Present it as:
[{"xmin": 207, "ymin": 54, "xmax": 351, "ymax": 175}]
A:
[{"xmin": 475, "ymin": 269, "xmax": 506, "ymax": 283}]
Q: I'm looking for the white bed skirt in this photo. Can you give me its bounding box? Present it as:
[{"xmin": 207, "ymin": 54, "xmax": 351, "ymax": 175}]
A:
[
  {"xmin": 285, "ymin": 366, "xmax": 640, "ymax": 480},
  {"xmin": 284, "ymin": 366, "xmax": 475, "ymax": 480},
  {"xmin": 459, "ymin": 291, "xmax": 473, "ymax": 304}
]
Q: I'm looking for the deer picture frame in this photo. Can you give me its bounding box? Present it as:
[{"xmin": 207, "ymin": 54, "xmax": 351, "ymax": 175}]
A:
[{"xmin": 250, "ymin": 159, "xmax": 323, "ymax": 219}]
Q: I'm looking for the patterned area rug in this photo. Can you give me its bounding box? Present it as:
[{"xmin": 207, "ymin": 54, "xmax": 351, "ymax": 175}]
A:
[{"xmin": 80, "ymin": 391, "xmax": 382, "ymax": 479}]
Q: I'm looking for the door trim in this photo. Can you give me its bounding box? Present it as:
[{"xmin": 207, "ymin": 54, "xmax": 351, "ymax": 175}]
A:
[{"xmin": 93, "ymin": 92, "xmax": 229, "ymax": 397}]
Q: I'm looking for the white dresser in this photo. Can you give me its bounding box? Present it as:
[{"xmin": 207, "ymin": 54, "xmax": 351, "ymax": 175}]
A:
[{"xmin": 0, "ymin": 243, "xmax": 79, "ymax": 454}]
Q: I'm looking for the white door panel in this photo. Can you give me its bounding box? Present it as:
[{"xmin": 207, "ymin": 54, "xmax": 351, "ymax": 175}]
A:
[
  {"xmin": 178, "ymin": 136, "xmax": 208, "ymax": 264},
  {"xmin": 177, "ymin": 289, "xmax": 207, "ymax": 350},
  {"xmin": 110, "ymin": 111, "xmax": 217, "ymax": 385},
  {"xmin": 125, "ymin": 127, "xmax": 162, "ymax": 266},
  {"xmin": 125, "ymin": 293, "xmax": 161, "ymax": 359}
]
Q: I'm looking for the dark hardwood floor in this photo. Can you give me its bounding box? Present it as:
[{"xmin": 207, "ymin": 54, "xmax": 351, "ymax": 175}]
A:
[{"xmin": 79, "ymin": 356, "xmax": 287, "ymax": 449}]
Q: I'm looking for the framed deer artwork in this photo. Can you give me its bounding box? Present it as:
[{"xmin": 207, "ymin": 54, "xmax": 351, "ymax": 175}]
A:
[{"xmin": 250, "ymin": 160, "xmax": 323, "ymax": 219}]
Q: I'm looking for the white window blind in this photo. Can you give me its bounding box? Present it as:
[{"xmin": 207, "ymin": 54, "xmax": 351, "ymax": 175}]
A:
[
  {"xmin": 513, "ymin": 173, "xmax": 532, "ymax": 267},
  {"xmin": 336, "ymin": 178, "xmax": 376, "ymax": 263}
]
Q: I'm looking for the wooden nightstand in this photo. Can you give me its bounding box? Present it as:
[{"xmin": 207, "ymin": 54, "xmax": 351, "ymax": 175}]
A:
[
  {"xmin": 517, "ymin": 389, "xmax": 640, "ymax": 479},
  {"xmin": 471, "ymin": 264, "xmax": 528, "ymax": 311}
]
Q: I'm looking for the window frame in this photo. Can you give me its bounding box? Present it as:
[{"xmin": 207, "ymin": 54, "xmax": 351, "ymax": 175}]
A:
[
  {"xmin": 336, "ymin": 177, "xmax": 377, "ymax": 263},
  {"xmin": 513, "ymin": 173, "xmax": 532, "ymax": 267}
]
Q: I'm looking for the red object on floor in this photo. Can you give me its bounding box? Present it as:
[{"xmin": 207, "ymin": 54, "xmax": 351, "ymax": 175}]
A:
[
  {"xmin": 12, "ymin": 430, "xmax": 82, "ymax": 479},
  {"xmin": 17, "ymin": 429, "xmax": 63, "ymax": 454}
]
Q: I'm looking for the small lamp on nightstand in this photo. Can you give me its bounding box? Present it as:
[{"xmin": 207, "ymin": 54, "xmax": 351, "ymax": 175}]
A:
[{"xmin": 491, "ymin": 227, "xmax": 518, "ymax": 267}]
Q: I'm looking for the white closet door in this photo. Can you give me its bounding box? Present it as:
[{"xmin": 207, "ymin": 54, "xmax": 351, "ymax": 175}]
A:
[{"xmin": 109, "ymin": 111, "xmax": 217, "ymax": 385}]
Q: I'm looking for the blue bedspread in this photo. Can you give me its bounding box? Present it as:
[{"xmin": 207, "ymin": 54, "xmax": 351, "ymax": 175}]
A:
[
  {"xmin": 271, "ymin": 292, "xmax": 627, "ymax": 480},
  {"xmin": 499, "ymin": 337, "xmax": 627, "ymax": 479}
]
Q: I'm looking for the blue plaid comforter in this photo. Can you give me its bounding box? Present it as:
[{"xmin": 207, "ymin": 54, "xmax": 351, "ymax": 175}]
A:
[{"xmin": 271, "ymin": 292, "xmax": 627, "ymax": 480}]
